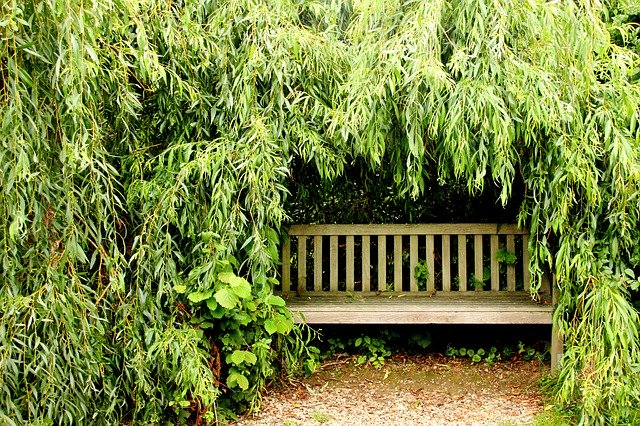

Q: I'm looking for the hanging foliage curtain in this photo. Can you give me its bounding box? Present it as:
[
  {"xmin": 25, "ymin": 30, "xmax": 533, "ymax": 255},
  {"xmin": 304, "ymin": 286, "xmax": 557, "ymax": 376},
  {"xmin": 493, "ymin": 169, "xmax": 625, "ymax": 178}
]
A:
[{"xmin": 1, "ymin": 0, "xmax": 640, "ymax": 423}]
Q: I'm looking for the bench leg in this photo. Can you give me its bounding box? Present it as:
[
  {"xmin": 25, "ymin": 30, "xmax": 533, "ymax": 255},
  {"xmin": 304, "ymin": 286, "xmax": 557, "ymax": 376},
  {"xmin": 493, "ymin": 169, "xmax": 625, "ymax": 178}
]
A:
[
  {"xmin": 550, "ymin": 318, "xmax": 563, "ymax": 374},
  {"xmin": 550, "ymin": 279, "xmax": 563, "ymax": 375}
]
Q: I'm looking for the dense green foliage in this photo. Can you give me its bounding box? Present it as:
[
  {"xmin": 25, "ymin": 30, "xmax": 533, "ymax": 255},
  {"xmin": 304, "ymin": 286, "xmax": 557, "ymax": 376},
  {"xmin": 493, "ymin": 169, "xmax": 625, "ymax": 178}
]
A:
[
  {"xmin": 285, "ymin": 157, "xmax": 524, "ymax": 224},
  {"xmin": 2, "ymin": 0, "xmax": 640, "ymax": 424}
]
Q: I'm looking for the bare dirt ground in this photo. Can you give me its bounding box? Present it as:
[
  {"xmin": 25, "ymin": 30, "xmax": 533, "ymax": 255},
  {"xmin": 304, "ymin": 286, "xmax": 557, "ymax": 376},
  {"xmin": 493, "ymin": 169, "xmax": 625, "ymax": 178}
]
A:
[{"xmin": 234, "ymin": 354, "xmax": 547, "ymax": 426}]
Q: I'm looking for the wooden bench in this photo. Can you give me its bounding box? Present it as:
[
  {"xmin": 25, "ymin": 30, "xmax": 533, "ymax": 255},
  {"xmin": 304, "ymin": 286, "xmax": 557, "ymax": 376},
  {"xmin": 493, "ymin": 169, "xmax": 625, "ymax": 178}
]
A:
[{"xmin": 280, "ymin": 223, "xmax": 562, "ymax": 372}]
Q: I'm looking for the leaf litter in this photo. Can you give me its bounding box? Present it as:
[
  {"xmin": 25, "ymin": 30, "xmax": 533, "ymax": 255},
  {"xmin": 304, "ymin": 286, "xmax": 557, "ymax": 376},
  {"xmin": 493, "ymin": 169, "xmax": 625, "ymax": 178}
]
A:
[{"xmin": 234, "ymin": 354, "xmax": 546, "ymax": 425}]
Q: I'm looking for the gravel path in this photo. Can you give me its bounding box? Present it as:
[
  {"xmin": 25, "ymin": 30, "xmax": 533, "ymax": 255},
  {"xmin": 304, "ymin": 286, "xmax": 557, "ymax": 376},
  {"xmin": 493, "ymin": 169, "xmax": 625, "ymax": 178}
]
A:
[{"xmin": 234, "ymin": 355, "xmax": 546, "ymax": 426}]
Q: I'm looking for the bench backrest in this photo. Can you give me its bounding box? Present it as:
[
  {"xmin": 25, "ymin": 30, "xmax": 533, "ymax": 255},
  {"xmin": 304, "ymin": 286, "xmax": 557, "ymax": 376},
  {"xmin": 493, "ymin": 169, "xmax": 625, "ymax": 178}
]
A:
[{"xmin": 281, "ymin": 224, "xmax": 534, "ymax": 295}]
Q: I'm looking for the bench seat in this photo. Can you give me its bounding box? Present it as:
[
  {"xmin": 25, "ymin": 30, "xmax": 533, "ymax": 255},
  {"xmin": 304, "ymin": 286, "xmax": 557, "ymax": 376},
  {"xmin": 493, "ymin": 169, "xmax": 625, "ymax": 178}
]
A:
[{"xmin": 284, "ymin": 292, "xmax": 553, "ymax": 324}]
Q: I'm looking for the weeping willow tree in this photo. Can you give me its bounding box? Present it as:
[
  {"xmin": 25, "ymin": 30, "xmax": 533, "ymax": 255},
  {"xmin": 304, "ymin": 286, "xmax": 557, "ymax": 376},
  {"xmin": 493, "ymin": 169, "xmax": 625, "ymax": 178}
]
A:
[{"xmin": 2, "ymin": 0, "xmax": 640, "ymax": 423}]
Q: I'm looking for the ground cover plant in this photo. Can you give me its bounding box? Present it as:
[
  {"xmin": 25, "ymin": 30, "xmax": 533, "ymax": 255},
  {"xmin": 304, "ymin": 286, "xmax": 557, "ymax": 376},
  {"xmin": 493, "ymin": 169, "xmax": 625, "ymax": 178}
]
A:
[{"xmin": 2, "ymin": 0, "xmax": 640, "ymax": 424}]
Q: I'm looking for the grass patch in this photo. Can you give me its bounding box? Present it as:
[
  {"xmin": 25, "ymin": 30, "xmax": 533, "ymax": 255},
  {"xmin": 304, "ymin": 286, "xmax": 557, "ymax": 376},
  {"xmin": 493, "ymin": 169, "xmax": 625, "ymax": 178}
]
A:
[{"xmin": 311, "ymin": 410, "xmax": 332, "ymax": 423}]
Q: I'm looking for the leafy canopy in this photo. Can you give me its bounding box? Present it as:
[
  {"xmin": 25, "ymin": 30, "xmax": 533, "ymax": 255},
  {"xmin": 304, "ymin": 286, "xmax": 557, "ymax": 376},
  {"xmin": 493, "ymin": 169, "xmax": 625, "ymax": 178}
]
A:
[{"xmin": 1, "ymin": 0, "xmax": 640, "ymax": 423}]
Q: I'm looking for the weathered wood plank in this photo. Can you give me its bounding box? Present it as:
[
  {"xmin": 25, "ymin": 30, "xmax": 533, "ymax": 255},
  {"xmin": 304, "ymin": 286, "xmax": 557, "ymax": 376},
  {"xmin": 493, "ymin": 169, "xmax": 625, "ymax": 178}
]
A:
[
  {"xmin": 507, "ymin": 235, "xmax": 516, "ymax": 291},
  {"xmin": 474, "ymin": 234, "xmax": 483, "ymax": 291},
  {"xmin": 284, "ymin": 293, "xmax": 550, "ymax": 303},
  {"xmin": 282, "ymin": 237, "xmax": 290, "ymax": 292},
  {"xmin": 378, "ymin": 235, "xmax": 386, "ymax": 291},
  {"xmin": 426, "ymin": 235, "xmax": 435, "ymax": 292},
  {"xmin": 409, "ymin": 235, "xmax": 418, "ymax": 292},
  {"xmin": 330, "ymin": 236, "xmax": 338, "ymax": 292},
  {"xmin": 523, "ymin": 235, "xmax": 530, "ymax": 292},
  {"xmin": 458, "ymin": 235, "xmax": 467, "ymax": 291},
  {"xmin": 288, "ymin": 303, "xmax": 552, "ymax": 312},
  {"xmin": 490, "ymin": 234, "xmax": 499, "ymax": 291},
  {"xmin": 346, "ymin": 235, "xmax": 355, "ymax": 291},
  {"xmin": 442, "ymin": 235, "xmax": 451, "ymax": 292},
  {"xmin": 394, "ymin": 235, "xmax": 402, "ymax": 292},
  {"xmin": 362, "ymin": 235, "xmax": 370, "ymax": 291},
  {"xmin": 286, "ymin": 295, "xmax": 553, "ymax": 324},
  {"xmin": 286, "ymin": 291, "xmax": 536, "ymax": 299},
  {"xmin": 291, "ymin": 310, "xmax": 553, "ymax": 324},
  {"xmin": 288, "ymin": 223, "xmax": 527, "ymax": 236},
  {"xmin": 287, "ymin": 299, "xmax": 552, "ymax": 310},
  {"xmin": 297, "ymin": 236, "xmax": 307, "ymax": 293},
  {"xmin": 313, "ymin": 236, "xmax": 323, "ymax": 292}
]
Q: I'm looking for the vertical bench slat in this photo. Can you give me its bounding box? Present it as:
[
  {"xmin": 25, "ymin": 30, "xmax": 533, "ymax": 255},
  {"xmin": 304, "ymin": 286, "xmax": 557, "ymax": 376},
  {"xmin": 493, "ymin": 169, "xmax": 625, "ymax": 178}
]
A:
[
  {"xmin": 377, "ymin": 235, "xmax": 386, "ymax": 291},
  {"xmin": 314, "ymin": 236, "xmax": 323, "ymax": 291},
  {"xmin": 362, "ymin": 236, "xmax": 370, "ymax": 291},
  {"xmin": 282, "ymin": 237, "xmax": 290, "ymax": 292},
  {"xmin": 442, "ymin": 235, "xmax": 451, "ymax": 291},
  {"xmin": 474, "ymin": 234, "xmax": 483, "ymax": 291},
  {"xmin": 330, "ymin": 236, "xmax": 338, "ymax": 291},
  {"xmin": 297, "ymin": 236, "xmax": 307, "ymax": 293},
  {"xmin": 426, "ymin": 235, "xmax": 435, "ymax": 292},
  {"xmin": 409, "ymin": 235, "xmax": 418, "ymax": 291},
  {"xmin": 458, "ymin": 235, "xmax": 467, "ymax": 291},
  {"xmin": 523, "ymin": 234, "xmax": 530, "ymax": 291},
  {"xmin": 346, "ymin": 235, "xmax": 355, "ymax": 291},
  {"xmin": 394, "ymin": 235, "xmax": 402, "ymax": 291},
  {"xmin": 490, "ymin": 234, "xmax": 499, "ymax": 291},
  {"xmin": 507, "ymin": 235, "xmax": 516, "ymax": 291}
]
